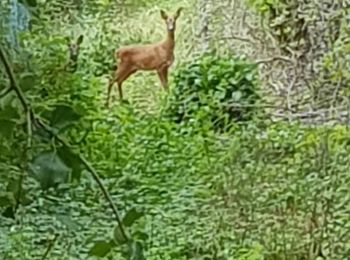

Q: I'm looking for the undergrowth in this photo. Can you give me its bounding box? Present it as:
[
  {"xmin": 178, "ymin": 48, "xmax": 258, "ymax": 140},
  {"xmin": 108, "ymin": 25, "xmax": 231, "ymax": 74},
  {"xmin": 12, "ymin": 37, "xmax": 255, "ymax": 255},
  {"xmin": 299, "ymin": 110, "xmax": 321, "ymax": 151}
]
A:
[{"xmin": 1, "ymin": 0, "xmax": 350, "ymax": 259}]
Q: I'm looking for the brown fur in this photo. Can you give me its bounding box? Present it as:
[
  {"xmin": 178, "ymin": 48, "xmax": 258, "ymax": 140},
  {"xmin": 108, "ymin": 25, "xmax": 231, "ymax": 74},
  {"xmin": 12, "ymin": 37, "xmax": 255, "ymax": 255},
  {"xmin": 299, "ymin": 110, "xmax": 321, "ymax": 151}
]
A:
[{"xmin": 106, "ymin": 8, "xmax": 183, "ymax": 107}]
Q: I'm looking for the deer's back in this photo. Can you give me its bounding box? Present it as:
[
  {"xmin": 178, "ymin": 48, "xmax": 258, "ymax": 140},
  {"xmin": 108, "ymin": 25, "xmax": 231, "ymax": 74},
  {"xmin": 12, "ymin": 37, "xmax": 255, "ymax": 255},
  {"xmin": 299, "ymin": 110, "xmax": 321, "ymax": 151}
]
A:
[{"xmin": 116, "ymin": 43, "xmax": 173, "ymax": 70}]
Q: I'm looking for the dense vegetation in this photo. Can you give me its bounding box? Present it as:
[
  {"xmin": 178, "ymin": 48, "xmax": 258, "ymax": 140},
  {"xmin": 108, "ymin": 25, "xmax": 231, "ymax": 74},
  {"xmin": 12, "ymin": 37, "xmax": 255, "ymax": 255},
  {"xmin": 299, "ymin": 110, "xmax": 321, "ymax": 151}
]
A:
[{"xmin": 1, "ymin": 0, "xmax": 350, "ymax": 259}]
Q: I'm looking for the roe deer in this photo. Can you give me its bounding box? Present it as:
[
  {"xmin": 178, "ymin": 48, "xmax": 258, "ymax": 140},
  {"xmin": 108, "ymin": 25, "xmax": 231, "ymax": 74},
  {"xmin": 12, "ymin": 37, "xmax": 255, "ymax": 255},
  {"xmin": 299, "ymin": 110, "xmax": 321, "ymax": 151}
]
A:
[
  {"xmin": 65, "ymin": 34, "xmax": 84, "ymax": 72},
  {"xmin": 106, "ymin": 7, "xmax": 183, "ymax": 107}
]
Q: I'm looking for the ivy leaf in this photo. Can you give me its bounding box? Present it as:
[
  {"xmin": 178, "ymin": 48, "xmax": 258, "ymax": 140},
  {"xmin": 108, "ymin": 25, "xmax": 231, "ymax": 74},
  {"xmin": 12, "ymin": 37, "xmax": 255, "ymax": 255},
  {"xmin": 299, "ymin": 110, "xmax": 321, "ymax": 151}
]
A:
[
  {"xmin": 88, "ymin": 240, "xmax": 114, "ymax": 257},
  {"xmin": 28, "ymin": 151, "xmax": 71, "ymax": 190},
  {"xmin": 122, "ymin": 208, "xmax": 144, "ymax": 227},
  {"xmin": 50, "ymin": 105, "xmax": 81, "ymax": 133}
]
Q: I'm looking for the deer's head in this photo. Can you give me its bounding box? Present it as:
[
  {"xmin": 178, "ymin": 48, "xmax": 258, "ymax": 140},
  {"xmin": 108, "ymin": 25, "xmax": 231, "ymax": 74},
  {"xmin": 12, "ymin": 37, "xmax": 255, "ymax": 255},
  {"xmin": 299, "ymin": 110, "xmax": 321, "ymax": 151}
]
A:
[
  {"xmin": 66, "ymin": 34, "xmax": 84, "ymax": 62},
  {"xmin": 160, "ymin": 7, "xmax": 183, "ymax": 32},
  {"xmin": 65, "ymin": 35, "xmax": 84, "ymax": 72}
]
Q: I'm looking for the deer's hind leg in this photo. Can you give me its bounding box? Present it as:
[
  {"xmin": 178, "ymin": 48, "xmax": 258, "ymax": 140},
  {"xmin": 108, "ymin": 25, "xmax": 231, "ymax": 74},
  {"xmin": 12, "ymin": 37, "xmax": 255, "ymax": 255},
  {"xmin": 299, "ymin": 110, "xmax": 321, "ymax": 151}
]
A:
[{"xmin": 115, "ymin": 64, "xmax": 136, "ymax": 101}]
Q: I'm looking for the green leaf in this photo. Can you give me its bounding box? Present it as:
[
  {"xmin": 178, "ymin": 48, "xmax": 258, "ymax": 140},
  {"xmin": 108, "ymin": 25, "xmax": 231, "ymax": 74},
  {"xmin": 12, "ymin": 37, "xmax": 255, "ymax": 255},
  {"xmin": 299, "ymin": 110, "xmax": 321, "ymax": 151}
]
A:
[
  {"xmin": 19, "ymin": 0, "xmax": 37, "ymax": 7},
  {"xmin": 130, "ymin": 241, "xmax": 145, "ymax": 260},
  {"xmin": 0, "ymin": 95, "xmax": 21, "ymax": 121},
  {"xmin": 113, "ymin": 224, "xmax": 128, "ymax": 245},
  {"xmin": 19, "ymin": 72, "xmax": 36, "ymax": 91},
  {"xmin": 122, "ymin": 208, "xmax": 144, "ymax": 227},
  {"xmin": 88, "ymin": 240, "xmax": 113, "ymax": 257},
  {"xmin": 0, "ymin": 194, "xmax": 14, "ymax": 207},
  {"xmin": 134, "ymin": 231, "xmax": 149, "ymax": 242},
  {"xmin": 57, "ymin": 146, "xmax": 83, "ymax": 181},
  {"xmin": 28, "ymin": 151, "xmax": 71, "ymax": 190},
  {"xmin": 0, "ymin": 119, "xmax": 15, "ymax": 140},
  {"xmin": 50, "ymin": 105, "xmax": 81, "ymax": 133}
]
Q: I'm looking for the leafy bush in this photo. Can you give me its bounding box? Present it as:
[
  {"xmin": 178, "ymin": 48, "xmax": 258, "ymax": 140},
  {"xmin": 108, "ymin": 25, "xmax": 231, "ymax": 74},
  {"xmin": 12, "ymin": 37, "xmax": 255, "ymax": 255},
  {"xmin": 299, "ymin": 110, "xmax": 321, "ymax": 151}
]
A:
[{"xmin": 164, "ymin": 52, "xmax": 260, "ymax": 130}]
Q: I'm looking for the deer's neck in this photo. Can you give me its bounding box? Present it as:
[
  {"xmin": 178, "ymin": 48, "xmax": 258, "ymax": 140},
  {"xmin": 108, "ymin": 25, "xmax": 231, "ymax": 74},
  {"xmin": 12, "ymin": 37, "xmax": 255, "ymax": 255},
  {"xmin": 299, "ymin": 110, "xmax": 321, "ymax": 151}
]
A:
[{"xmin": 164, "ymin": 30, "xmax": 175, "ymax": 52}]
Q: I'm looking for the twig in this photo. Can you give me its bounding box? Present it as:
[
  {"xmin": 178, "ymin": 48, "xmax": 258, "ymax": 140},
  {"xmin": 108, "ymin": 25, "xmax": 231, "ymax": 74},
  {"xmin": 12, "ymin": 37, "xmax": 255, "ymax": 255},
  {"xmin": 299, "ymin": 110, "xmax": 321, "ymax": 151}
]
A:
[
  {"xmin": 14, "ymin": 109, "xmax": 33, "ymax": 213},
  {"xmin": 36, "ymin": 118, "xmax": 129, "ymax": 241},
  {"xmin": 41, "ymin": 234, "xmax": 59, "ymax": 260},
  {"xmin": 256, "ymin": 56, "xmax": 293, "ymax": 65},
  {"xmin": 0, "ymin": 48, "xmax": 28, "ymax": 110},
  {"xmin": 227, "ymin": 102, "xmax": 286, "ymax": 110},
  {"xmin": 220, "ymin": 35, "xmax": 254, "ymax": 44},
  {"xmin": 0, "ymin": 45, "xmax": 130, "ymax": 243}
]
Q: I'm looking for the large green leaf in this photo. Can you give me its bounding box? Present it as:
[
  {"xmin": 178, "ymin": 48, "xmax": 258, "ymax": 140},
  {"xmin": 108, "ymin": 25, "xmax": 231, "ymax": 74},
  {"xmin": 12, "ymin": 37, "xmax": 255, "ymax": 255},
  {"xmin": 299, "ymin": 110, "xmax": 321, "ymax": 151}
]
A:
[
  {"xmin": 122, "ymin": 208, "xmax": 144, "ymax": 227},
  {"xmin": 28, "ymin": 151, "xmax": 71, "ymax": 190},
  {"xmin": 19, "ymin": 72, "xmax": 36, "ymax": 91},
  {"xmin": 57, "ymin": 146, "xmax": 83, "ymax": 181},
  {"xmin": 88, "ymin": 240, "xmax": 114, "ymax": 257},
  {"xmin": 50, "ymin": 105, "xmax": 81, "ymax": 133}
]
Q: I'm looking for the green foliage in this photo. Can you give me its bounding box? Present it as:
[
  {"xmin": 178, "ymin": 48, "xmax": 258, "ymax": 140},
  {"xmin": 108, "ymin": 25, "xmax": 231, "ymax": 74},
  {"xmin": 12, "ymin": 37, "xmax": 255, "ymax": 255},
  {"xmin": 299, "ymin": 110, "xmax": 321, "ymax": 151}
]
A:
[
  {"xmin": 246, "ymin": 0, "xmax": 308, "ymax": 51},
  {"xmin": 246, "ymin": 0, "xmax": 279, "ymax": 13},
  {"xmin": 2, "ymin": 0, "xmax": 350, "ymax": 259},
  {"xmin": 165, "ymin": 52, "xmax": 260, "ymax": 130}
]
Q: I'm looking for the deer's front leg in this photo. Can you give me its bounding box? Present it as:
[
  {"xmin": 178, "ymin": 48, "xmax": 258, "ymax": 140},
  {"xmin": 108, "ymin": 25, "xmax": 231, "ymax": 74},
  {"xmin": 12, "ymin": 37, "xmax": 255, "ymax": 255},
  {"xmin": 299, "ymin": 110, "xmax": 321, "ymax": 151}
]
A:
[
  {"xmin": 157, "ymin": 67, "xmax": 169, "ymax": 91},
  {"xmin": 106, "ymin": 71, "xmax": 117, "ymax": 108}
]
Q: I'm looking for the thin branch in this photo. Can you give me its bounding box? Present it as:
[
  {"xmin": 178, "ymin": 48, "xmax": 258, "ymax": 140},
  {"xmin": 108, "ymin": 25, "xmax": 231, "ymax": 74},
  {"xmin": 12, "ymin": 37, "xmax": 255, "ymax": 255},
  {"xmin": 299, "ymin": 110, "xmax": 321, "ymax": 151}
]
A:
[
  {"xmin": 0, "ymin": 48, "xmax": 28, "ymax": 110},
  {"xmin": 41, "ymin": 234, "xmax": 59, "ymax": 260},
  {"xmin": 256, "ymin": 56, "xmax": 293, "ymax": 65},
  {"xmin": 14, "ymin": 109, "xmax": 33, "ymax": 213},
  {"xmin": 0, "ymin": 45, "xmax": 130, "ymax": 243},
  {"xmin": 36, "ymin": 118, "xmax": 129, "ymax": 240}
]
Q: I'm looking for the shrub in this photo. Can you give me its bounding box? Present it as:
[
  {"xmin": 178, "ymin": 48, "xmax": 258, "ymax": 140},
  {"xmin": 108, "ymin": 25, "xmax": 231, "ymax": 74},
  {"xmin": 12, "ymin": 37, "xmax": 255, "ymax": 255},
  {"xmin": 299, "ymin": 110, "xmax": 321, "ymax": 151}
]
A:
[{"xmin": 164, "ymin": 52, "xmax": 260, "ymax": 130}]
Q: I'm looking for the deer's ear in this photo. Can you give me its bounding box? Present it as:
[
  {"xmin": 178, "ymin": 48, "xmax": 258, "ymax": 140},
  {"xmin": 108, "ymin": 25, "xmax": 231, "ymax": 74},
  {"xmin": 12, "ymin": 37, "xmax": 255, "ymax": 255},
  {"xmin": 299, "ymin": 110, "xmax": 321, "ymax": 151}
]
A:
[
  {"xmin": 76, "ymin": 34, "xmax": 84, "ymax": 45},
  {"xmin": 160, "ymin": 10, "xmax": 168, "ymax": 19},
  {"xmin": 174, "ymin": 7, "xmax": 183, "ymax": 19}
]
